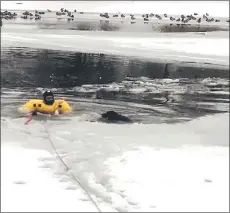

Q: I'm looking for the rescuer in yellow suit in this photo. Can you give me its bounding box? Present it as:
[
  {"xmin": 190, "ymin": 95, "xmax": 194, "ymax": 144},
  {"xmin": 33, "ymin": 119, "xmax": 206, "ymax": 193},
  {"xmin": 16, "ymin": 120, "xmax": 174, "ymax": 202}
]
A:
[{"xmin": 21, "ymin": 90, "xmax": 72, "ymax": 124}]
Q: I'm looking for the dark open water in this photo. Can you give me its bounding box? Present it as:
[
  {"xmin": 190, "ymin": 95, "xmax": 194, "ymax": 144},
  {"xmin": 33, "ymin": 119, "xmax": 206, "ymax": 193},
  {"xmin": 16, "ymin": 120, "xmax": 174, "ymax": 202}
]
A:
[{"xmin": 1, "ymin": 47, "xmax": 229, "ymax": 123}]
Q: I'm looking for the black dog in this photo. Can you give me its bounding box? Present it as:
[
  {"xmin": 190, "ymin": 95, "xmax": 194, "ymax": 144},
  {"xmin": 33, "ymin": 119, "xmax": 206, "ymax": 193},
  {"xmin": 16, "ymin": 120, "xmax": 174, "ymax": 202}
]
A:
[{"xmin": 101, "ymin": 111, "xmax": 132, "ymax": 123}]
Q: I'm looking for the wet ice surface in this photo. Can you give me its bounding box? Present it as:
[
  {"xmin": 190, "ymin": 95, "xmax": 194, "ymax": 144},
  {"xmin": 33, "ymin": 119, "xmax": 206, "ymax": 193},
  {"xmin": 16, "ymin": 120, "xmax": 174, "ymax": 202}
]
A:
[
  {"xmin": 1, "ymin": 27, "xmax": 229, "ymax": 66},
  {"xmin": 1, "ymin": 2, "xmax": 229, "ymax": 211}
]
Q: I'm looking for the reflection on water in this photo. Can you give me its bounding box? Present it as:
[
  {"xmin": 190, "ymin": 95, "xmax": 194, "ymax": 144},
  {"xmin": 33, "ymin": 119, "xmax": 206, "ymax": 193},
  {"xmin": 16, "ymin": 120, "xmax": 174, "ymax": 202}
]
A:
[
  {"xmin": 1, "ymin": 47, "xmax": 229, "ymax": 88},
  {"xmin": 1, "ymin": 47, "xmax": 229, "ymax": 123}
]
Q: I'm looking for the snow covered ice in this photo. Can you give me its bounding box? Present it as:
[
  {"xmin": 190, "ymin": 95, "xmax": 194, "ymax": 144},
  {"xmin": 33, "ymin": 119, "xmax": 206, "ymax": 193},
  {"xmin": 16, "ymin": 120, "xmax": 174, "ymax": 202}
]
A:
[
  {"xmin": 1, "ymin": 112, "xmax": 229, "ymax": 211},
  {"xmin": 1, "ymin": 145, "xmax": 101, "ymax": 212}
]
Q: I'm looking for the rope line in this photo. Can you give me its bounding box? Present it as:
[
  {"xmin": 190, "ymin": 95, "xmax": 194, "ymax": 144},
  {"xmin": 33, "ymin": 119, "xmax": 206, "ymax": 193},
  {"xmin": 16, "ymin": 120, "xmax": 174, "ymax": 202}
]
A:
[{"xmin": 43, "ymin": 121, "xmax": 102, "ymax": 212}]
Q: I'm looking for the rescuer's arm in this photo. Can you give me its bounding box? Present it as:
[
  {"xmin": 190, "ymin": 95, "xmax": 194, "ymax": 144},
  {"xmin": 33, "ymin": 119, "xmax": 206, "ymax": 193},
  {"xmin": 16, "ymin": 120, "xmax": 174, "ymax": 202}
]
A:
[{"xmin": 25, "ymin": 111, "xmax": 37, "ymax": 125}]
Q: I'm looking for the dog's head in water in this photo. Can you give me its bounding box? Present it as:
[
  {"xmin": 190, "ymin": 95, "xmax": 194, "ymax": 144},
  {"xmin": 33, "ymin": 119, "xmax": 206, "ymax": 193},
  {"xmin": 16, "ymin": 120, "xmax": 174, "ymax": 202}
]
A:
[{"xmin": 101, "ymin": 111, "xmax": 132, "ymax": 123}]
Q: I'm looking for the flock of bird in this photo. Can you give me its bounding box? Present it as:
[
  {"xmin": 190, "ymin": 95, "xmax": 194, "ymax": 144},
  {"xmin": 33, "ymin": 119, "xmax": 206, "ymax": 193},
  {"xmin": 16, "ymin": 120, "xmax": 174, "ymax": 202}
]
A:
[
  {"xmin": 1, "ymin": 7, "xmax": 229, "ymax": 27},
  {"xmin": 100, "ymin": 11, "xmax": 226, "ymax": 24}
]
